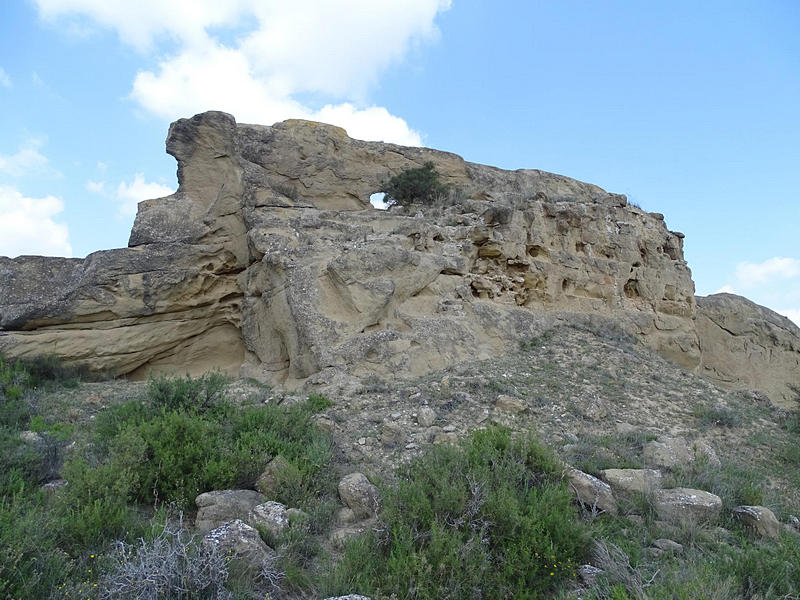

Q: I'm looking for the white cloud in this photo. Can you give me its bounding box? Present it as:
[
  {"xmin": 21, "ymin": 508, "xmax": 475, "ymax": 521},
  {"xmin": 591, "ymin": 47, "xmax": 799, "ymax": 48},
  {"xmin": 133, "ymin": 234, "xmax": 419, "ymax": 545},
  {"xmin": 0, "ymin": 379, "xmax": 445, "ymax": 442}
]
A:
[
  {"xmin": 0, "ymin": 144, "xmax": 49, "ymax": 177},
  {"xmin": 715, "ymin": 284, "xmax": 735, "ymax": 294},
  {"xmin": 0, "ymin": 67, "xmax": 11, "ymax": 88},
  {"xmin": 35, "ymin": 0, "xmax": 449, "ymax": 145},
  {"xmin": 0, "ymin": 185, "xmax": 72, "ymax": 257},
  {"xmin": 734, "ymin": 257, "xmax": 800, "ymax": 287},
  {"xmin": 116, "ymin": 174, "xmax": 174, "ymax": 216},
  {"xmin": 86, "ymin": 180, "xmax": 106, "ymax": 194}
]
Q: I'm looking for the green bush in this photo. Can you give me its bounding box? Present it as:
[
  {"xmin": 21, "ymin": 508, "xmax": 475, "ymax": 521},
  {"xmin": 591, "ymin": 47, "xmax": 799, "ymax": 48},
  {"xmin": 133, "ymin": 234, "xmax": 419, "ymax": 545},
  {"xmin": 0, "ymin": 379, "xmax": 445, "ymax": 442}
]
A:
[
  {"xmin": 692, "ymin": 404, "xmax": 742, "ymax": 429},
  {"xmin": 146, "ymin": 372, "xmax": 228, "ymax": 412},
  {"xmin": 84, "ymin": 376, "xmax": 336, "ymax": 511},
  {"xmin": 382, "ymin": 161, "xmax": 450, "ymax": 206},
  {"xmin": 326, "ymin": 426, "xmax": 589, "ymax": 599}
]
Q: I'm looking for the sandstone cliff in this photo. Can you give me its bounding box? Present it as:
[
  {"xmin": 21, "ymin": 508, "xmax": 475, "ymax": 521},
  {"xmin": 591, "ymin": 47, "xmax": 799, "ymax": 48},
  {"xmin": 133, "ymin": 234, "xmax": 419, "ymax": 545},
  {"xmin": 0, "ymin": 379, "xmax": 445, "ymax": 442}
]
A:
[{"xmin": 0, "ymin": 111, "xmax": 797, "ymax": 405}]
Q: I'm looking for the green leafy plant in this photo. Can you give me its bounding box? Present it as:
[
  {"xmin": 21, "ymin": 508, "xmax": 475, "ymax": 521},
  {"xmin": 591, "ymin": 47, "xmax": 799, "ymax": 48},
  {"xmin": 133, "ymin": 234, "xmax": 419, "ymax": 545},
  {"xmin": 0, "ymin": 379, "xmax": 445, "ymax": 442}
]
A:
[
  {"xmin": 381, "ymin": 161, "xmax": 450, "ymax": 206},
  {"xmin": 325, "ymin": 426, "xmax": 589, "ymax": 599}
]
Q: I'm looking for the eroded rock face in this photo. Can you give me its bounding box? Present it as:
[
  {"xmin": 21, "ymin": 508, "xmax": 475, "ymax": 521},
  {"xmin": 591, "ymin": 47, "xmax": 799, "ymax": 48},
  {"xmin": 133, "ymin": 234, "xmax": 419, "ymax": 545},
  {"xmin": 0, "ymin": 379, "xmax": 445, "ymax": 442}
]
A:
[
  {"xmin": 696, "ymin": 293, "xmax": 800, "ymax": 407},
  {"xmin": 1, "ymin": 111, "xmax": 797, "ymax": 404}
]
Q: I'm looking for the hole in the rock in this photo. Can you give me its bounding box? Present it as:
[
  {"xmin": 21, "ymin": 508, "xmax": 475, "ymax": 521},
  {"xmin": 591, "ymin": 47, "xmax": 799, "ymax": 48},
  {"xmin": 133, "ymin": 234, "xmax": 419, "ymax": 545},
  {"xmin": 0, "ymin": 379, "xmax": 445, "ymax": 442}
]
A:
[
  {"xmin": 624, "ymin": 278, "xmax": 641, "ymax": 298},
  {"xmin": 370, "ymin": 192, "xmax": 389, "ymax": 210},
  {"xmin": 528, "ymin": 244, "xmax": 548, "ymax": 259}
]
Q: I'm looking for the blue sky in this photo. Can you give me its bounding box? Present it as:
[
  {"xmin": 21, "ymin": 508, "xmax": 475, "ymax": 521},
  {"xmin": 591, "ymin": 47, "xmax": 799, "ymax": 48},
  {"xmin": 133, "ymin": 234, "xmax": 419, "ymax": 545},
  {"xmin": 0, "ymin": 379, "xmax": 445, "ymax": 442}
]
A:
[{"xmin": 1, "ymin": 0, "xmax": 798, "ymax": 323}]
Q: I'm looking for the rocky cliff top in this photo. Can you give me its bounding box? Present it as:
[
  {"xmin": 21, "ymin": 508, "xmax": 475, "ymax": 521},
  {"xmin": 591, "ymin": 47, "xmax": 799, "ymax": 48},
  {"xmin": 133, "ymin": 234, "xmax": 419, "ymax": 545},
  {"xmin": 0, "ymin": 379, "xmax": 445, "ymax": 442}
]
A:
[{"xmin": 1, "ymin": 111, "xmax": 798, "ymax": 406}]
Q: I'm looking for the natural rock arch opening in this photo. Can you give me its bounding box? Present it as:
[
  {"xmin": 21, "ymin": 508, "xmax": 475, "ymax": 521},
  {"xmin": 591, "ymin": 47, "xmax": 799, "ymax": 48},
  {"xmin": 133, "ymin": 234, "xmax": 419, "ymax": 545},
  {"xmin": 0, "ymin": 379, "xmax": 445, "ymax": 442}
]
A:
[{"xmin": 369, "ymin": 192, "xmax": 389, "ymax": 210}]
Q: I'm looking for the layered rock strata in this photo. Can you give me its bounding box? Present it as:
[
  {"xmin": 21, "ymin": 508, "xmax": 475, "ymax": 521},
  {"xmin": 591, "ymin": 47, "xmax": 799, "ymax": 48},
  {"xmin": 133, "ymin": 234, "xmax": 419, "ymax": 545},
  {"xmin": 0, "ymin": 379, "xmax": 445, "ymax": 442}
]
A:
[{"xmin": 1, "ymin": 111, "xmax": 798, "ymax": 404}]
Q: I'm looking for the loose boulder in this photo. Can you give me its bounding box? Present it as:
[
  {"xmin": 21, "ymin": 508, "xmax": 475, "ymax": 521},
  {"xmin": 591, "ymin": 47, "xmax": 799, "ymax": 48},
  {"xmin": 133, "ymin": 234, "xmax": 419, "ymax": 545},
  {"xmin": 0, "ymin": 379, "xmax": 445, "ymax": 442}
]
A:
[
  {"xmin": 338, "ymin": 472, "xmax": 380, "ymax": 519},
  {"xmin": 195, "ymin": 489, "xmax": 265, "ymax": 533},
  {"xmin": 248, "ymin": 501, "xmax": 301, "ymax": 538},
  {"xmin": 732, "ymin": 505, "xmax": 781, "ymax": 539},
  {"xmin": 202, "ymin": 519, "xmax": 274, "ymax": 568},
  {"xmin": 565, "ymin": 468, "xmax": 618, "ymax": 515},
  {"xmin": 653, "ymin": 488, "xmax": 722, "ymax": 524},
  {"xmin": 643, "ymin": 437, "xmax": 720, "ymax": 469},
  {"xmin": 600, "ymin": 468, "xmax": 663, "ymax": 495}
]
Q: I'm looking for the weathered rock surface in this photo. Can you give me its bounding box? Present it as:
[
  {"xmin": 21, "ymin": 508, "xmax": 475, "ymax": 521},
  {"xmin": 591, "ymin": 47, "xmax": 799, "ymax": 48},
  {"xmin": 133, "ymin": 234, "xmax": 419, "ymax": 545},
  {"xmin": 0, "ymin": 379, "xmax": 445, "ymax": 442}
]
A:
[
  {"xmin": 338, "ymin": 472, "xmax": 380, "ymax": 519},
  {"xmin": 248, "ymin": 501, "xmax": 293, "ymax": 537},
  {"xmin": 642, "ymin": 436, "xmax": 719, "ymax": 470},
  {"xmin": 565, "ymin": 468, "xmax": 618, "ymax": 515},
  {"xmin": 732, "ymin": 505, "xmax": 781, "ymax": 539},
  {"xmin": 1, "ymin": 111, "xmax": 798, "ymax": 404},
  {"xmin": 195, "ymin": 489, "xmax": 265, "ymax": 533},
  {"xmin": 600, "ymin": 468, "xmax": 663, "ymax": 495},
  {"xmin": 201, "ymin": 519, "xmax": 274, "ymax": 567},
  {"xmin": 653, "ymin": 488, "xmax": 722, "ymax": 524},
  {"xmin": 697, "ymin": 294, "xmax": 800, "ymax": 407}
]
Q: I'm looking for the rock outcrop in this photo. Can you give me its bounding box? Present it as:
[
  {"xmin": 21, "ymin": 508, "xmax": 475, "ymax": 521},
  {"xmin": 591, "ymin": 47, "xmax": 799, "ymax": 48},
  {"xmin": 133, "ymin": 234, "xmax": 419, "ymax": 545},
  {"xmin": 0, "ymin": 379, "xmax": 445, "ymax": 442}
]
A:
[
  {"xmin": 1, "ymin": 111, "xmax": 798, "ymax": 404},
  {"xmin": 696, "ymin": 293, "xmax": 800, "ymax": 406}
]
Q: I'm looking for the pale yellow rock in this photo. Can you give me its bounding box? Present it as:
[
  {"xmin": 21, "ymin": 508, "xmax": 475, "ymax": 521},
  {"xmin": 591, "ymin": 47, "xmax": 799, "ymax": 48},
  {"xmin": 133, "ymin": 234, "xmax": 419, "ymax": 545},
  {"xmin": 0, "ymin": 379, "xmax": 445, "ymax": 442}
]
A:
[
  {"xmin": 1, "ymin": 111, "xmax": 797, "ymax": 406},
  {"xmin": 600, "ymin": 468, "xmax": 663, "ymax": 495},
  {"xmin": 732, "ymin": 505, "xmax": 781, "ymax": 539},
  {"xmin": 696, "ymin": 293, "xmax": 800, "ymax": 407},
  {"xmin": 653, "ymin": 488, "xmax": 722, "ymax": 524},
  {"xmin": 565, "ymin": 468, "xmax": 618, "ymax": 515}
]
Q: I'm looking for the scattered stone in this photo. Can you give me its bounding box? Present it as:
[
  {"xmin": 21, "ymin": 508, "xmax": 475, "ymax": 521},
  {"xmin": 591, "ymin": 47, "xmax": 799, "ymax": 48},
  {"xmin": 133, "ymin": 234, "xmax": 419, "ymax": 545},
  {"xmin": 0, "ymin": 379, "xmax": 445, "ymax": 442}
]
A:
[
  {"xmin": 336, "ymin": 507, "xmax": 357, "ymax": 525},
  {"xmin": 313, "ymin": 415, "xmax": 336, "ymax": 433},
  {"xmin": 600, "ymin": 468, "xmax": 663, "ymax": 495},
  {"xmin": 330, "ymin": 519, "xmax": 376, "ymax": 550},
  {"xmin": 202, "ymin": 519, "xmax": 274, "ymax": 567},
  {"xmin": 578, "ymin": 564, "xmax": 603, "ymax": 586},
  {"xmin": 19, "ymin": 430, "xmax": 43, "ymax": 443},
  {"xmin": 643, "ymin": 437, "xmax": 720, "ymax": 469},
  {"xmin": 357, "ymin": 437, "xmax": 366, "ymax": 446},
  {"xmin": 495, "ymin": 394, "xmax": 526, "ymax": 414},
  {"xmin": 425, "ymin": 426, "xmax": 443, "ymax": 442},
  {"xmin": 615, "ymin": 422, "xmax": 638, "ymax": 435},
  {"xmin": 248, "ymin": 501, "xmax": 291, "ymax": 537},
  {"xmin": 732, "ymin": 505, "xmax": 781, "ymax": 539},
  {"xmin": 653, "ymin": 488, "xmax": 722, "ymax": 524},
  {"xmin": 565, "ymin": 468, "xmax": 618, "ymax": 515},
  {"xmin": 195, "ymin": 489, "xmax": 265, "ymax": 533},
  {"xmin": 380, "ymin": 422, "xmax": 405, "ymax": 447},
  {"xmin": 433, "ymin": 432, "xmax": 459, "ymax": 445},
  {"xmin": 338, "ymin": 473, "xmax": 380, "ymax": 519},
  {"xmin": 652, "ymin": 538, "xmax": 683, "ymax": 553},
  {"xmin": 324, "ymin": 594, "xmax": 372, "ymax": 600},
  {"xmin": 581, "ymin": 396, "xmax": 608, "ymax": 421},
  {"xmin": 255, "ymin": 455, "xmax": 294, "ymax": 498},
  {"xmin": 417, "ymin": 406, "xmax": 437, "ymax": 427},
  {"xmin": 442, "ymin": 424, "xmax": 456, "ymax": 432}
]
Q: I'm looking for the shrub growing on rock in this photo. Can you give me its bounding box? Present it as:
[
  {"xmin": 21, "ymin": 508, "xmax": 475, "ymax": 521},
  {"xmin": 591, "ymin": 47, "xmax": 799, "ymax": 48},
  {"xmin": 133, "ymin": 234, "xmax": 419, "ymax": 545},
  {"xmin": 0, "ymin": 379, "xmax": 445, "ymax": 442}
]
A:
[{"xmin": 381, "ymin": 161, "xmax": 449, "ymax": 206}]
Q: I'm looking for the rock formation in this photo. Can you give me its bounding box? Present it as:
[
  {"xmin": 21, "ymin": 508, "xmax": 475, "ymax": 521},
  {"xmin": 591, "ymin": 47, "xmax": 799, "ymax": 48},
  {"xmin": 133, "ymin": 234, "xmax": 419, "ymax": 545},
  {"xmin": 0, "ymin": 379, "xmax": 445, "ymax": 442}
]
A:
[
  {"xmin": 696, "ymin": 293, "xmax": 800, "ymax": 406},
  {"xmin": 1, "ymin": 111, "xmax": 798, "ymax": 405}
]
